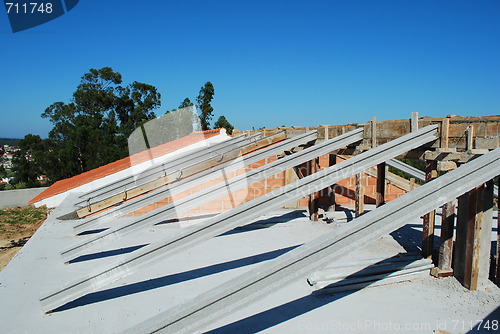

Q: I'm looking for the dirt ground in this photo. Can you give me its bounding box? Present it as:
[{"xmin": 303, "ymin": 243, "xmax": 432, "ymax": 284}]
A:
[{"xmin": 0, "ymin": 206, "xmax": 47, "ymax": 271}]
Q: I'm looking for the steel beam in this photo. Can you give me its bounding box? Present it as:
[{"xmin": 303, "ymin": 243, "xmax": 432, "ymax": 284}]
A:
[
  {"xmin": 62, "ymin": 129, "xmax": 364, "ymax": 261},
  {"xmin": 73, "ymin": 132, "xmax": 263, "ymax": 208},
  {"xmin": 40, "ymin": 125, "xmax": 438, "ymax": 313},
  {"xmin": 125, "ymin": 147, "xmax": 500, "ymax": 334},
  {"xmin": 73, "ymin": 130, "xmax": 319, "ymax": 234}
]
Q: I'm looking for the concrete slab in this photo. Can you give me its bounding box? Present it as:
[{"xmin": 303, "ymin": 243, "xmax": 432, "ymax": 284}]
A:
[{"xmin": 1, "ymin": 195, "xmax": 499, "ymax": 333}]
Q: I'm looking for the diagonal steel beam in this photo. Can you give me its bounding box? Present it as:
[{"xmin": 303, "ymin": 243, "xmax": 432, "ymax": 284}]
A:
[
  {"xmin": 39, "ymin": 125, "xmax": 438, "ymax": 313},
  {"xmin": 73, "ymin": 132, "xmax": 263, "ymax": 209},
  {"xmin": 125, "ymin": 147, "xmax": 500, "ymax": 334},
  {"xmin": 73, "ymin": 130, "xmax": 319, "ymax": 234},
  {"xmin": 61, "ymin": 129, "xmax": 364, "ymax": 261}
]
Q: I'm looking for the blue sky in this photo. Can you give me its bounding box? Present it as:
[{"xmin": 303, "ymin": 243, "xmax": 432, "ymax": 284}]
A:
[{"xmin": 1, "ymin": 0, "xmax": 499, "ymax": 138}]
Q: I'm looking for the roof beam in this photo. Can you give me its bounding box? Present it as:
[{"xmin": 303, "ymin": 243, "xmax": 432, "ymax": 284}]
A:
[
  {"xmin": 61, "ymin": 129, "xmax": 364, "ymax": 261},
  {"xmin": 39, "ymin": 125, "xmax": 438, "ymax": 313},
  {"xmin": 73, "ymin": 130, "xmax": 319, "ymax": 233},
  {"xmin": 386, "ymin": 158, "xmax": 425, "ymax": 181},
  {"xmin": 125, "ymin": 147, "xmax": 500, "ymax": 334},
  {"xmin": 75, "ymin": 132, "xmax": 286, "ymax": 217},
  {"xmin": 73, "ymin": 132, "xmax": 263, "ymax": 210}
]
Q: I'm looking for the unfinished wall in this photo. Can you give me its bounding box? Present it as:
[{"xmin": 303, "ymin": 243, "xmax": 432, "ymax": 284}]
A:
[{"xmin": 124, "ymin": 154, "xmax": 408, "ymax": 217}]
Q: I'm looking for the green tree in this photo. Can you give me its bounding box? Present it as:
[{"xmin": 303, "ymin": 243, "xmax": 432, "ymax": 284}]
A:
[
  {"xmin": 39, "ymin": 67, "xmax": 160, "ymax": 181},
  {"xmin": 214, "ymin": 115, "xmax": 234, "ymax": 135},
  {"xmin": 196, "ymin": 82, "xmax": 215, "ymax": 130},
  {"xmin": 11, "ymin": 134, "xmax": 45, "ymax": 187},
  {"xmin": 178, "ymin": 98, "xmax": 194, "ymax": 109}
]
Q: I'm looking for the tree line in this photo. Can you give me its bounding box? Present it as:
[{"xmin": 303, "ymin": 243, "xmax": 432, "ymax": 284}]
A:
[{"xmin": 8, "ymin": 67, "xmax": 234, "ymax": 188}]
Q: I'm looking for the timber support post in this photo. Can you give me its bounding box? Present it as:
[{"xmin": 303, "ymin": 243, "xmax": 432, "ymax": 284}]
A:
[
  {"xmin": 431, "ymin": 201, "xmax": 455, "ymax": 277},
  {"xmin": 355, "ymin": 172, "xmax": 365, "ymax": 217},
  {"xmin": 422, "ymin": 159, "xmax": 438, "ymax": 259},
  {"xmin": 376, "ymin": 163, "xmax": 386, "ymax": 207},
  {"xmin": 454, "ymin": 180, "xmax": 494, "ymax": 290}
]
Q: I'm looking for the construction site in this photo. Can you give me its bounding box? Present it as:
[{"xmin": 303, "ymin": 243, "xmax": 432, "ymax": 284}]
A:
[{"xmin": 0, "ymin": 114, "xmax": 499, "ymax": 333}]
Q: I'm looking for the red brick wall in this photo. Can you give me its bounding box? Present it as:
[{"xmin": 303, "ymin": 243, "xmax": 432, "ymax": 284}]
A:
[{"xmin": 125, "ymin": 154, "xmax": 407, "ymax": 217}]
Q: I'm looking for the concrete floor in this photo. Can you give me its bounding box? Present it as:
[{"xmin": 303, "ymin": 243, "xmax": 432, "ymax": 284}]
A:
[{"xmin": 0, "ymin": 198, "xmax": 499, "ymax": 334}]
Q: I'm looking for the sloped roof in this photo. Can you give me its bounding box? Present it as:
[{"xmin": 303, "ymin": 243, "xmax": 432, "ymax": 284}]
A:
[{"xmin": 29, "ymin": 129, "xmax": 224, "ymax": 204}]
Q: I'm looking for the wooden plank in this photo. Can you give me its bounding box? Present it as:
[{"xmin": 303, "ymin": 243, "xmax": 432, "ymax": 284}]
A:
[
  {"xmin": 77, "ymin": 132, "xmax": 287, "ymax": 218},
  {"xmin": 355, "ymin": 172, "xmax": 365, "ymax": 218},
  {"xmin": 371, "ymin": 116, "xmax": 377, "ymax": 148},
  {"xmin": 441, "ymin": 117, "xmax": 450, "ymax": 149},
  {"xmin": 308, "ymin": 158, "xmax": 320, "ymax": 221},
  {"xmin": 327, "ymin": 154, "xmax": 336, "ymax": 211},
  {"xmin": 464, "ymin": 186, "xmax": 480, "ymax": 290},
  {"xmin": 376, "ymin": 163, "xmax": 386, "ymax": 207},
  {"xmin": 431, "ymin": 201, "xmax": 455, "ymax": 277},
  {"xmin": 422, "ymin": 160, "xmax": 438, "ymax": 259},
  {"xmin": 457, "ymin": 181, "xmax": 494, "ymax": 290}
]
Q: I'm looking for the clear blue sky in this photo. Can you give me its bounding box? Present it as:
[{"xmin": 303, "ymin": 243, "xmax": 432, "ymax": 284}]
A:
[{"xmin": 1, "ymin": 0, "xmax": 499, "ymax": 138}]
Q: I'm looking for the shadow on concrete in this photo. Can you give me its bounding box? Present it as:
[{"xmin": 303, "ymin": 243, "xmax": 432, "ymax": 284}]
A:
[
  {"xmin": 68, "ymin": 211, "xmax": 305, "ymax": 263},
  {"xmin": 52, "ymin": 245, "xmax": 299, "ymax": 312},
  {"xmin": 221, "ymin": 210, "xmax": 308, "ymax": 236},
  {"xmin": 467, "ymin": 305, "xmax": 500, "ymax": 333},
  {"xmin": 68, "ymin": 244, "xmax": 148, "ymax": 264},
  {"xmin": 77, "ymin": 228, "xmax": 108, "ymax": 236},
  {"xmin": 154, "ymin": 213, "xmax": 218, "ymax": 226},
  {"xmin": 206, "ymin": 254, "xmax": 424, "ymax": 334}
]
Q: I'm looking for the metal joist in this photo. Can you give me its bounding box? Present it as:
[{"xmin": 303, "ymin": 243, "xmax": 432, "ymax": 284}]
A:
[
  {"xmin": 73, "ymin": 130, "xmax": 319, "ymax": 233},
  {"xmin": 61, "ymin": 129, "xmax": 363, "ymax": 261},
  {"xmin": 126, "ymin": 148, "xmax": 500, "ymax": 334},
  {"xmin": 74, "ymin": 132, "xmax": 263, "ymax": 208},
  {"xmin": 39, "ymin": 125, "xmax": 438, "ymax": 313}
]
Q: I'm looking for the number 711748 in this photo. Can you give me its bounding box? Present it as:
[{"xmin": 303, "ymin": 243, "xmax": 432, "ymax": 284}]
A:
[{"xmin": 5, "ymin": 2, "xmax": 53, "ymax": 14}]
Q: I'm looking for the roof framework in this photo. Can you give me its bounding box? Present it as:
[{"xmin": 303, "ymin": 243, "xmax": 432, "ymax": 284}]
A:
[{"xmin": 40, "ymin": 125, "xmax": 438, "ymax": 313}]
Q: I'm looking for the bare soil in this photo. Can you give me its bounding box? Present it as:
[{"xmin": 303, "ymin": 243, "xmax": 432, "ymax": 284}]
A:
[{"xmin": 0, "ymin": 206, "xmax": 47, "ymax": 271}]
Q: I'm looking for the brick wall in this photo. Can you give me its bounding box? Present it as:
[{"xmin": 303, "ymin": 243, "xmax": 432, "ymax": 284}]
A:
[{"xmin": 124, "ymin": 154, "xmax": 408, "ymax": 217}]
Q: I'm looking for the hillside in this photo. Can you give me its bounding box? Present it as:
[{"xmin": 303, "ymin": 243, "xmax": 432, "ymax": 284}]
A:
[{"xmin": 0, "ymin": 138, "xmax": 20, "ymax": 146}]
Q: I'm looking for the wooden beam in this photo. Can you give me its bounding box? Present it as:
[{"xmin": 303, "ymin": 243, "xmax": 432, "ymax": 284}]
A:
[
  {"xmin": 431, "ymin": 201, "xmax": 455, "ymax": 277},
  {"xmin": 77, "ymin": 131, "xmax": 287, "ymax": 218},
  {"xmin": 376, "ymin": 163, "xmax": 386, "ymax": 207},
  {"xmin": 308, "ymin": 158, "xmax": 320, "ymax": 221},
  {"xmin": 371, "ymin": 116, "xmax": 377, "ymax": 148},
  {"xmin": 422, "ymin": 160, "xmax": 438, "ymax": 259},
  {"xmin": 327, "ymin": 154, "xmax": 336, "ymax": 212},
  {"xmin": 441, "ymin": 117, "xmax": 450, "ymax": 149},
  {"xmin": 355, "ymin": 172, "xmax": 365, "ymax": 218},
  {"xmin": 455, "ymin": 181, "xmax": 494, "ymax": 290}
]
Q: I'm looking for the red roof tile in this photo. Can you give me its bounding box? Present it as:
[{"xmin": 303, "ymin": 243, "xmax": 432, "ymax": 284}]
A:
[{"xmin": 29, "ymin": 129, "xmax": 225, "ymax": 204}]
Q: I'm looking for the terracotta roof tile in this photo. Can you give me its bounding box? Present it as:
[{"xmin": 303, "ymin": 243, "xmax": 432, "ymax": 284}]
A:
[{"xmin": 29, "ymin": 129, "xmax": 224, "ymax": 204}]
